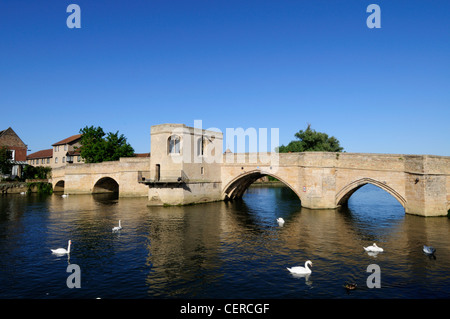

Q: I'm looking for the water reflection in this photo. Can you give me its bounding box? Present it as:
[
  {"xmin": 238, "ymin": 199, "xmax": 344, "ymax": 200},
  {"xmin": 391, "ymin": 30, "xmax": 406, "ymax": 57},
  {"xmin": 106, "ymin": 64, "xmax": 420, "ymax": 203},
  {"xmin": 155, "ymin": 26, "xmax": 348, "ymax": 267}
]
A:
[{"xmin": 0, "ymin": 184, "xmax": 449, "ymax": 298}]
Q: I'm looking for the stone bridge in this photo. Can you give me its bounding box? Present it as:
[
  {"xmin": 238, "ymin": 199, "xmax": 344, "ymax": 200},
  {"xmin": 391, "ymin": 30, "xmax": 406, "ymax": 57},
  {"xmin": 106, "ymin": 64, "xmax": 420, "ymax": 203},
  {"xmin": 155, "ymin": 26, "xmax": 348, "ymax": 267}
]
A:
[
  {"xmin": 220, "ymin": 152, "xmax": 450, "ymax": 217},
  {"xmin": 51, "ymin": 153, "xmax": 450, "ymax": 217},
  {"xmin": 51, "ymin": 157, "xmax": 150, "ymax": 197},
  {"xmin": 50, "ymin": 123, "xmax": 450, "ymax": 217}
]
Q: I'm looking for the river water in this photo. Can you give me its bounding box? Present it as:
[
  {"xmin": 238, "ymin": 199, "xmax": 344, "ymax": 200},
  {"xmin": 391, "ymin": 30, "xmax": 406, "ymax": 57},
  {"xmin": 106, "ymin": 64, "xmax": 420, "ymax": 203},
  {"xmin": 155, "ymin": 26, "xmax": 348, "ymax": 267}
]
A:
[{"xmin": 0, "ymin": 184, "xmax": 449, "ymax": 299}]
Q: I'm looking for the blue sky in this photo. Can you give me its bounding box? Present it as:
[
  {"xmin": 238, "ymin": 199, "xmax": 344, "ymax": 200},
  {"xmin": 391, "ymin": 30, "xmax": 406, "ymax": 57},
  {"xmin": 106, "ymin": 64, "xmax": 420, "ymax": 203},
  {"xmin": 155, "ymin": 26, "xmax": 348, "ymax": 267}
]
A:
[{"xmin": 1, "ymin": 0, "xmax": 449, "ymax": 155}]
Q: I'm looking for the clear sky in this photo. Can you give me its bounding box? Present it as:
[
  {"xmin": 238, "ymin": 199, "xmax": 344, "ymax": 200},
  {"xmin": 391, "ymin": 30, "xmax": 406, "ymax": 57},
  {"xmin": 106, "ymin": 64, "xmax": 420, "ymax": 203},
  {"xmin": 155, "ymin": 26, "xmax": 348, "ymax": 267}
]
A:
[{"xmin": 1, "ymin": 0, "xmax": 449, "ymax": 156}]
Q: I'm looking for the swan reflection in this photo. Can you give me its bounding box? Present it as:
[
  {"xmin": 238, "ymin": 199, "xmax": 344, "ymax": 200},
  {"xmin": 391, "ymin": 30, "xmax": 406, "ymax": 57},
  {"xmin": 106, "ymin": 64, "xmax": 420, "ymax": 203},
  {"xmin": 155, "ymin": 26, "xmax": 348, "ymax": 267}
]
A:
[{"xmin": 290, "ymin": 273, "xmax": 313, "ymax": 286}]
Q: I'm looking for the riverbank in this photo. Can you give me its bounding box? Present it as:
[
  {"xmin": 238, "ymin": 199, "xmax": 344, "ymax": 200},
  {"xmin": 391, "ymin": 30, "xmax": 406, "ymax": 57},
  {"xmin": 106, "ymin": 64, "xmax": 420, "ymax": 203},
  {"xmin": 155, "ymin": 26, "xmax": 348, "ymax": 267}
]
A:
[
  {"xmin": 0, "ymin": 180, "xmax": 51, "ymax": 195},
  {"xmin": 250, "ymin": 180, "xmax": 285, "ymax": 187}
]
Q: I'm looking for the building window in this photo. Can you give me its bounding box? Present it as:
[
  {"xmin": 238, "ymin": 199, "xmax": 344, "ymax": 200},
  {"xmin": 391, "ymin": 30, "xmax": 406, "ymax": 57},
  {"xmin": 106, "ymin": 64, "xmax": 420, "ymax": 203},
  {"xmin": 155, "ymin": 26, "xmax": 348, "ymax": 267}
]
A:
[
  {"xmin": 55, "ymin": 157, "xmax": 58, "ymax": 163},
  {"xmin": 197, "ymin": 136, "xmax": 214, "ymax": 157},
  {"xmin": 77, "ymin": 156, "xmax": 81, "ymax": 162},
  {"xmin": 197, "ymin": 137, "xmax": 205, "ymax": 156},
  {"xmin": 62, "ymin": 156, "xmax": 65, "ymax": 163},
  {"xmin": 201, "ymin": 167, "xmax": 204, "ymax": 175},
  {"xmin": 168, "ymin": 135, "xmax": 180, "ymax": 154},
  {"xmin": 64, "ymin": 144, "xmax": 67, "ymax": 151},
  {"xmin": 197, "ymin": 137, "xmax": 202, "ymax": 156},
  {"xmin": 47, "ymin": 158, "xmax": 50, "ymax": 164}
]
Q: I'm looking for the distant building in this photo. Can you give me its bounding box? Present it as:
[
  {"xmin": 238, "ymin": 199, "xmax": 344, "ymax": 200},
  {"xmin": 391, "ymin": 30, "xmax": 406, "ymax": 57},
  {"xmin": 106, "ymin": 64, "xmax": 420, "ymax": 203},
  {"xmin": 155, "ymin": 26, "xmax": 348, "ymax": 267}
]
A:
[
  {"xmin": 134, "ymin": 153, "xmax": 150, "ymax": 158},
  {"xmin": 26, "ymin": 149, "xmax": 53, "ymax": 167},
  {"xmin": 27, "ymin": 134, "xmax": 84, "ymax": 168},
  {"xmin": 0, "ymin": 127, "xmax": 28, "ymax": 177},
  {"xmin": 27, "ymin": 133, "xmax": 145, "ymax": 169},
  {"xmin": 51, "ymin": 134, "xmax": 83, "ymax": 168}
]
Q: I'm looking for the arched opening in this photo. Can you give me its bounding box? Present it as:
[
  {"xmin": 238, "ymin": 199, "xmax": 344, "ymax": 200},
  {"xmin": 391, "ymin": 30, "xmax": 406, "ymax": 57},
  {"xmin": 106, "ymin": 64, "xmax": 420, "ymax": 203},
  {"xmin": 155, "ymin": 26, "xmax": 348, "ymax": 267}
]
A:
[
  {"xmin": 93, "ymin": 177, "xmax": 119, "ymax": 194},
  {"xmin": 168, "ymin": 135, "xmax": 181, "ymax": 154},
  {"xmin": 337, "ymin": 183, "xmax": 407, "ymax": 235},
  {"xmin": 222, "ymin": 170, "xmax": 301, "ymax": 203},
  {"xmin": 336, "ymin": 178, "xmax": 406, "ymax": 209},
  {"xmin": 54, "ymin": 180, "xmax": 65, "ymax": 193},
  {"xmin": 222, "ymin": 170, "xmax": 302, "ymax": 229}
]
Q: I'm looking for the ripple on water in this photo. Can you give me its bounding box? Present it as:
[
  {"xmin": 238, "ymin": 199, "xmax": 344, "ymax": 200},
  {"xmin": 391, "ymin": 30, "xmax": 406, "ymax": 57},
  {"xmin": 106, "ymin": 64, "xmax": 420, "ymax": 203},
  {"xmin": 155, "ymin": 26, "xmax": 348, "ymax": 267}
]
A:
[{"xmin": 1, "ymin": 187, "xmax": 450, "ymax": 299}]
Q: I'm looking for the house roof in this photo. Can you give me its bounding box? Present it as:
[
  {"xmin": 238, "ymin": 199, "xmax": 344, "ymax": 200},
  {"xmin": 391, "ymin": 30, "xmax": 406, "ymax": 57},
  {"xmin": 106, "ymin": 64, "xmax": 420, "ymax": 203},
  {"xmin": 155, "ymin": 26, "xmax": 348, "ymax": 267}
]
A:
[
  {"xmin": 134, "ymin": 153, "xmax": 150, "ymax": 157},
  {"xmin": 0, "ymin": 127, "xmax": 27, "ymax": 148},
  {"xmin": 52, "ymin": 134, "xmax": 82, "ymax": 146},
  {"xmin": 27, "ymin": 149, "xmax": 53, "ymax": 159},
  {"xmin": 0, "ymin": 128, "xmax": 9, "ymax": 137},
  {"xmin": 67, "ymin": 150, "xmax": 81, "ymax": 156}
]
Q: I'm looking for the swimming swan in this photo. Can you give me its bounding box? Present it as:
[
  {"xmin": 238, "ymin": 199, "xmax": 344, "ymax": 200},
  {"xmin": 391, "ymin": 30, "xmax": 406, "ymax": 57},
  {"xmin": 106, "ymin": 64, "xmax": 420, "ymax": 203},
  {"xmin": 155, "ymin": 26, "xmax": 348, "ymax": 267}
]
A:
[
  {"xmin": 364, "ymin": 243, "xmax": 384, "ymax": 252},
  {"xmin": 277, "ymin": 218, "xmax": 285, "ymax": 226},
  {"xmin": 61, "ymin": 194, "xmax": 69, "ymax": 198},
  {"xmin": 51, "ymin": 240, "xmax": 71, "ymax": 255},
  {"xmin": 423, "ymin": 245, "xmax": 436, "ymax": 255},
  {"xmin": 287, "ymin": 260, "xmax": 312, "ymax": 275},
  {"xmin": 112, "ymin": 220, "xmax": 122, "ymax": 232}
]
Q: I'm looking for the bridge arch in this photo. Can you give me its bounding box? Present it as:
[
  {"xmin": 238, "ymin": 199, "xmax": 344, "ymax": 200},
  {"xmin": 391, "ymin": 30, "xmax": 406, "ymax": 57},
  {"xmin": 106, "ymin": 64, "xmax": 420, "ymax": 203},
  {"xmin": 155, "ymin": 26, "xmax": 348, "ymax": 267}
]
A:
[
  {"xmin": 93, "ymin": 177, "xmax": 119, "ymax": 194},
  {"xmin": 53, "ymin": 180, "xmax": 65, "ymax": 193},
  {"xmin": 222, "ymin": 169, "xmax": 302, "ymax": 202},
  {"xmin": 336, "ymin": 177, "xmax": 406, "ymax": 208}
]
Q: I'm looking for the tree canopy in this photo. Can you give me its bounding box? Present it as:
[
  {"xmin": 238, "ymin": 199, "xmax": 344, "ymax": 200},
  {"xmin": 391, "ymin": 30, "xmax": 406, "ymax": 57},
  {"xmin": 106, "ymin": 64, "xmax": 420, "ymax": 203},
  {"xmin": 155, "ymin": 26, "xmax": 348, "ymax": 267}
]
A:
[
  {"xmin": 77, "ymin": 126, "xmax": 135, "ymax": 163},
  {"xmin": 277, "ymin": 124, "xmax": 344, "ymax": 153}
]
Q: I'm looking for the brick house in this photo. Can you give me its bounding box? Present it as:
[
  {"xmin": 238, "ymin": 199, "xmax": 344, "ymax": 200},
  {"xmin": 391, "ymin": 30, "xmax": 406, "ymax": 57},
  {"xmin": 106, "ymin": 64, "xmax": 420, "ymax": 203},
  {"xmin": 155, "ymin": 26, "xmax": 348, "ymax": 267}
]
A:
[
  {"xmin": 27, "ymin": 134, "xmax": 84, "ymax": 168},
  {"xmin": 26, "ymin": 149, "xmax": 53, "ymax": 167},
  {"xmin": 51, "ymin": 134, "xmax": 83, "ymax": 167},
  {"xmin": 0, "ymin": 127, "xmax": 28, "ymax": 177}
]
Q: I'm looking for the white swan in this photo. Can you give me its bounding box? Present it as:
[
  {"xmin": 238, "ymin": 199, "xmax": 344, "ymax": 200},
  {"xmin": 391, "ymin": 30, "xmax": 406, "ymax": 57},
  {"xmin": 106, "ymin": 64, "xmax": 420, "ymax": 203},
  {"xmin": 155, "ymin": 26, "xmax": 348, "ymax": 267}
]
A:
[
  {"xmin": 20, "ymin": 191, "xmax": 26, "ymax": 195},
  {"xmin": 112, "ymin": 220, "xmax": 122, "ymax": 232},
  {"xmin": 277, "ymin": 218, "xmax": 285, "ymax": 226},
  {"xmin": 287, "ymin": 260, "xmax": 312, "ymax": 275},
  {"xmin": 61, "ymin": 194, "xmax": 69, "ymax": 198},
  {"xmin": 364, "ymin": 243, "xmax": 384, "ymax": 252},
  {"xmin": 423, "ymin": 245, "xmax": 436, "ymax": 255},
  {"xmin": 51, "ymin": 240, "xmax": 71, "ymax": 255}
]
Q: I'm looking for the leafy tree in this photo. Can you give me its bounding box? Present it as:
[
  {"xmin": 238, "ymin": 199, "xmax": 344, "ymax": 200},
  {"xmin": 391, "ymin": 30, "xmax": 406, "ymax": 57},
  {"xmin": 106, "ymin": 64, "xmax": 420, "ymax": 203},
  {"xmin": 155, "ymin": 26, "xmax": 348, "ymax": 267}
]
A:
[
  {"xmin": 277, "ymin": 124, "xmax": 344, "ymax": 153},
  {"xmin": 22, "ymin": 165, "xmax": 52, "ymax": 180},
  {"xmin": 77, "ymin": 126, "xmax": 134, "ymax": 163},
  {"xmin": 0, "ymin": 146, "xmax": 13, "ymax": 175},
  {"xmin": 104, "ymin": 131, "xmax": 135, "ymax": 161}
]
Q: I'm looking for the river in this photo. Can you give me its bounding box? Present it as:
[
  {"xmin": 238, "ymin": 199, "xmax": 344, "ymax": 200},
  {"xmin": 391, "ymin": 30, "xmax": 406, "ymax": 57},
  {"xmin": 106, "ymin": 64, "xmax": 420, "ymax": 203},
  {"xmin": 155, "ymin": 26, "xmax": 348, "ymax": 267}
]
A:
[{"xmin": 0, "ymin": 184, "xmax": 449, "ymax": 299}]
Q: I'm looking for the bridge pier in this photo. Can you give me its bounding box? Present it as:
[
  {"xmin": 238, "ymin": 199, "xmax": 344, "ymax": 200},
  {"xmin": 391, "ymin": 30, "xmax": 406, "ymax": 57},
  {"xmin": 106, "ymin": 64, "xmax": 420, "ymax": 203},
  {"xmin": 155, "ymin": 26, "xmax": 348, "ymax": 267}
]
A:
[
  {"xmin": 404, "ymin": 156, "xmax": 450, "ymax": 217},
  {"xmin": 146, "ymin": 181, "xmax": 222, "ymax": 206}
]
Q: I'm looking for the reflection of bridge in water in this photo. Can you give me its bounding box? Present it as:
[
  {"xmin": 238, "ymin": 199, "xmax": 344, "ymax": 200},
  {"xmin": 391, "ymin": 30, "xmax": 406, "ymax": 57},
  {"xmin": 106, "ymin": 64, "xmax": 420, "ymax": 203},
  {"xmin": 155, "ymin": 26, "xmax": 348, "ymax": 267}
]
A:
[
  {"xmin": 40, "ymin": 189, "xmax": 449, "ymax": 298},
  {"xmin": 51, "ymin": 123, "xmax": 450, "ymax": 217}
]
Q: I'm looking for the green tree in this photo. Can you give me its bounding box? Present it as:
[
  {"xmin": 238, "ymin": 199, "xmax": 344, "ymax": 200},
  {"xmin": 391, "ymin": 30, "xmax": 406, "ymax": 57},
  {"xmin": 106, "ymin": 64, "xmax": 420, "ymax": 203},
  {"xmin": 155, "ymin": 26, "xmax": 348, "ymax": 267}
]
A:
[
  {"xmin": 77, "ymin": 126, "xmax": 134, "ymax": 163},
  {"xmin": 104, "ymin": 131, "xmax": 135, "ymax": 161},
  {"xmin": 0, "ymin": 146, "xmax": 13, "ymax": 175},
  {"xmin": 277, "ymin": 124, "xmax": 344, "ymax": 153},
  {"xmin": 22, "ymin": 165, "xmax": 52, "ymax": 180}
]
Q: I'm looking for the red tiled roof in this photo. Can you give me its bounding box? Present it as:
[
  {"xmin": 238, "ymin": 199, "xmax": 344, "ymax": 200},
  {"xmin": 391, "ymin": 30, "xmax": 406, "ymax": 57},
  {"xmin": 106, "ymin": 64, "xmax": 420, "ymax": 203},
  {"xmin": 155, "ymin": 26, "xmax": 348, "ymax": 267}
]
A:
[
  {"xmin": 134, "ymin": 153, "xmax": 150, "ymax": 157},
  {"xmin": 67, "ymin": 150, "xmax": 81, "ymax": 156},
  {"xmin": 27, "ymin": 149, "xmax": 53, "ymax": 159},
  {"xmin": 52, "ymin": 134, "xmax": 82, "ymax": 146}
]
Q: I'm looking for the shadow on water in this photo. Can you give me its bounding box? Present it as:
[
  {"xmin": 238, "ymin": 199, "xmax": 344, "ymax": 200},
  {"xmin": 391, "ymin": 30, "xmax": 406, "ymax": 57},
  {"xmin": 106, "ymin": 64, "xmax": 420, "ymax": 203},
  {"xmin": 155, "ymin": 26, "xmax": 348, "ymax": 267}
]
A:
[{"xmin": 92, "ymin": 192, "xmax": 119, "ymax": 205}]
